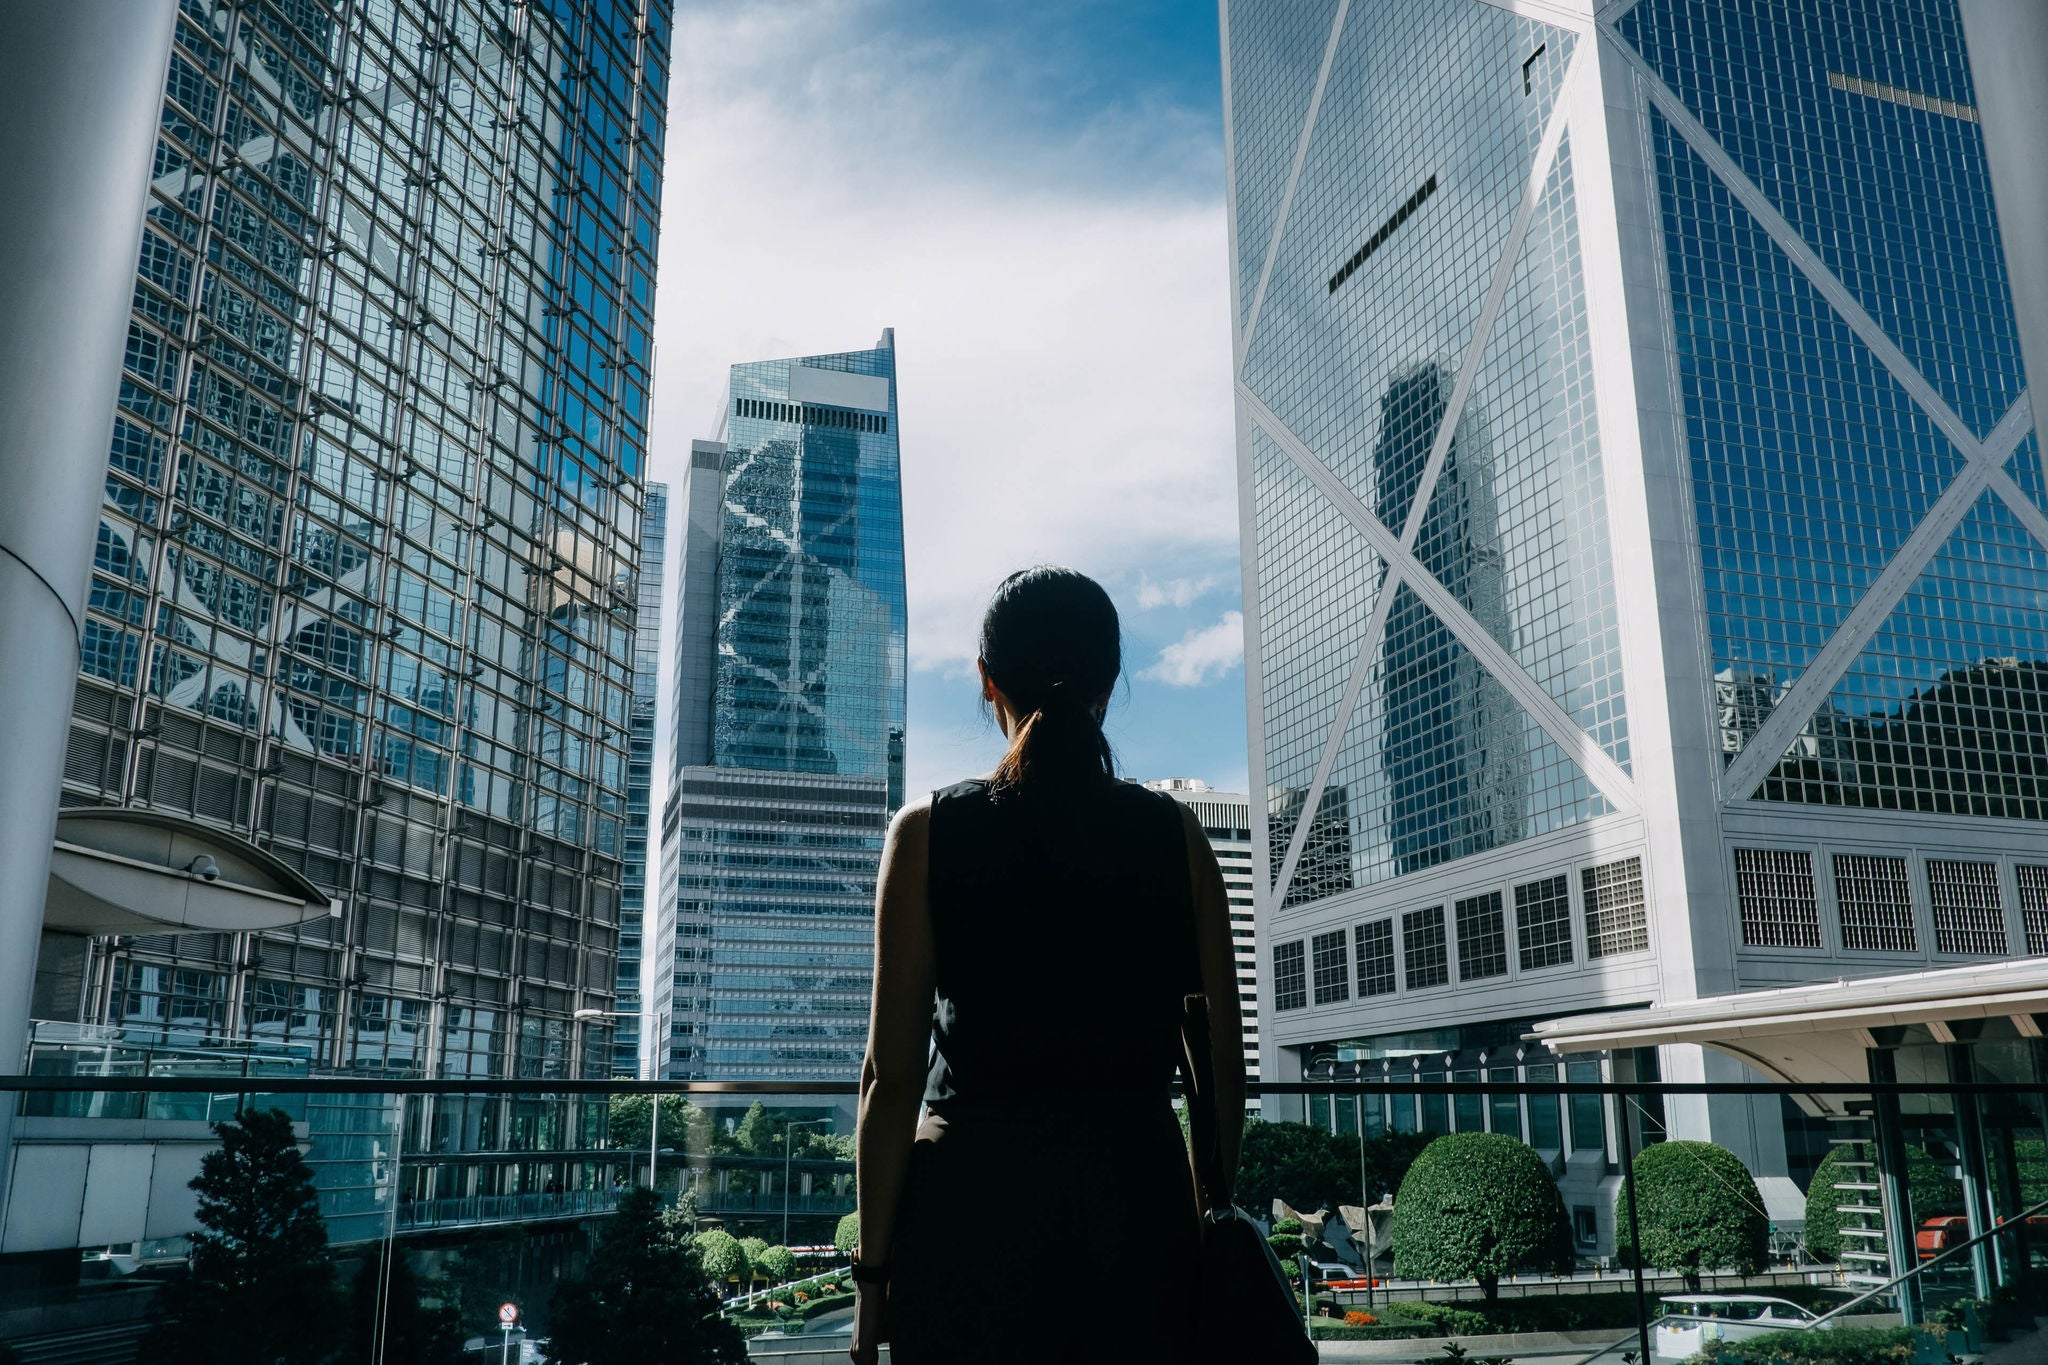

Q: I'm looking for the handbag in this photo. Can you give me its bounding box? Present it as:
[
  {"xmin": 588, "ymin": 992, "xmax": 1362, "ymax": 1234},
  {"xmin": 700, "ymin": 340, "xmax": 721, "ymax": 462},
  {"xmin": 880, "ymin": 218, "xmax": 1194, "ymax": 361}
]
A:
[{"xmin": 1180, "ymin": 991, "xmax": 1319, "ymax": 1365}]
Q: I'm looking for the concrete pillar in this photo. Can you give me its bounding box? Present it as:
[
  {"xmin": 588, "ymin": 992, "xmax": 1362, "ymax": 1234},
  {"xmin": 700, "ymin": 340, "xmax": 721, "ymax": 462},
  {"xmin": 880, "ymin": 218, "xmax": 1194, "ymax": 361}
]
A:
[
  {"xmin": 1961, "ymin": 2, "xmax": 2048, "ymax": 405},
  {"xmin": 0, "ymin": 0, "xmax": 178, "ymax": 1224}
]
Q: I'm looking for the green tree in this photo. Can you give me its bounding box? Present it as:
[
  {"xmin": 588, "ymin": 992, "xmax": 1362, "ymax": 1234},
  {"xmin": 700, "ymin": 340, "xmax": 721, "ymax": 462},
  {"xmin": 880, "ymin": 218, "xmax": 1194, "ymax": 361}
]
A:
[
  {"xmin": 1805, "ymin": 1143, "xmax": 1965, "ymax": 1260},
  {"xmin": 732, "ymin": 1102, "xmax": 778, "ymax": 1155},
  {"xmin": 756, "ymin": 1245, "xmax": 797, "ymax": 1284},
  {"xmin": 345, "ymin": 1242, "xmax": 463, "ymax": 1365},
  {"xmin": 1390, "ymin": 1133, "xmax": 1571, "ymax": 1304},
  {"xmin": 1615, "ymin": 1141, "xmax": 1767, "ymax": 1291},
  {"xmin": 738, "ymin": 1236, "xmax": 769, "ymax": 1283},
  {"xmin": 833, "ymin": 1212, "xmax": 860, "ymax": 1256},
  {"xmin": 1231, "ymin": 1119, "xmax": 1428, "ymax": 1222},
  {"xmin": 146, "ymin": 1107, "xmax": 337, "ymax": 1365},
  {"xmin": 606, "ymin": 1094, "xmax": 706, "ymax": 1158},
  {"xmin": 545, "ymin": 1188, "xmax": 746, "ymax": 1365},
  {"xmin": 436, "ymin": 1227, "xmax": 530, "ymax": 1336},
  {"xmin": 694, "ymin": 1229, "xmax": 749, "ymax": 1293}
]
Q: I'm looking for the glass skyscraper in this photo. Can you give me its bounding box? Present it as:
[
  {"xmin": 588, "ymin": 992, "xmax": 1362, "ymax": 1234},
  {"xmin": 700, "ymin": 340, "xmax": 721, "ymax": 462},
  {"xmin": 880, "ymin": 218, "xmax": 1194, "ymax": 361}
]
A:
[
  {"xmin": 38, "ymin": 0, "xmax": 671, "ymax": 1238},
  {"xmin": 1227, "ymin": 0, "xmax": 2041, "ymax": 1236},
  {"xmin": 615, "ymin": 481, "xmax": 667, "ymax": 1077},
  {"xmin": 659, "ymin": 332, "xmax": 906, "ymax": 1082}
]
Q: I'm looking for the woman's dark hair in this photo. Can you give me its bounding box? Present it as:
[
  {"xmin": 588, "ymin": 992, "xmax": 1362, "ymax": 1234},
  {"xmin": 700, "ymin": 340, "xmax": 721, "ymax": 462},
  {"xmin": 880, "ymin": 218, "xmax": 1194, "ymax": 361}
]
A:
[{"xmin": 979, "ymin": 566, "xmax": 1120, "ymax": 795}]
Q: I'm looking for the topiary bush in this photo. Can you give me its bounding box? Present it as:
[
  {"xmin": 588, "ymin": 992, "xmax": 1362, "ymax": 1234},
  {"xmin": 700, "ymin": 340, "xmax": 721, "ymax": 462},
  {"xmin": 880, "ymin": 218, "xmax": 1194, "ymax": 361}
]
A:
[
  {"xmin": 833, "ymin": 1211, "xmax": 860, "ymax": 1256},
  {"xmin": 1614, "ymin": 1140, "xmax": 1767, "ymax": 1290},
  {"xmin": 694, "ymin": 1229, "xmax": 749, "ymax": 1291},
  {"xmin": 757, "ymin": 1244, "xmax": 797, "ymax": 1284},
  {"xmin": 1804, "ymin": 1143, "xmax": 1964, "ymax": 1260},
  {"xmin": 1390, "ymin": 1133, "xmax": 1572, "ymax": 1303}
]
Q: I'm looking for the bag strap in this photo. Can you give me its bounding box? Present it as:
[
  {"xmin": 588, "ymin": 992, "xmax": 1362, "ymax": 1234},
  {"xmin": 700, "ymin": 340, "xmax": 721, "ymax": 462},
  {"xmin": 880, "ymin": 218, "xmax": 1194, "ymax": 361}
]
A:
[{"xmin": 1180, "ymin": 992, "xmax": 1233, "ymax": 1213}]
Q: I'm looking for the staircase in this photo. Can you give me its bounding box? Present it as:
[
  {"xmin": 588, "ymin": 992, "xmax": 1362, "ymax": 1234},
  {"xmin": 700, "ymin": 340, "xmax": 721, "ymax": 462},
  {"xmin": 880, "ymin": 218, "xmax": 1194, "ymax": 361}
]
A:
[{"xmin": 1828, "ymin": 1109, "xmax": 1893, "ymax": 1291}]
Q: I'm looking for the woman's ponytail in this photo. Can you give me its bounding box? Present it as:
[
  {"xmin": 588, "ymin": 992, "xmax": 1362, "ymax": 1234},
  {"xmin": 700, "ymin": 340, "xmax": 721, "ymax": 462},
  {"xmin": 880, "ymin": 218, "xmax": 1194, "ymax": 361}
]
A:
[{"xmin": 979, "ymin": 568, "xmax": 1121, "ymax": 797}]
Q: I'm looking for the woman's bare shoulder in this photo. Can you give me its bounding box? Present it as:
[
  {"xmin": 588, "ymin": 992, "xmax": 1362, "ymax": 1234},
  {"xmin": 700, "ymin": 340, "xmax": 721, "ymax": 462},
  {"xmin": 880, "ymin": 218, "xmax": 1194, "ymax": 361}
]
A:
[{"xmin": 888, "ymin": 795, "xmax": 933, "ymax": 841}]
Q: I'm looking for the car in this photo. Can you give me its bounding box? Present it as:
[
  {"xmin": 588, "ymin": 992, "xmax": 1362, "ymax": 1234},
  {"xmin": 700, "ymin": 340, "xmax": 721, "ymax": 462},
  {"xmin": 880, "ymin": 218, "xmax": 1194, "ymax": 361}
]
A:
[
  {"xmin": 1652, "ymin": 1295, "xmax": 1829, "ymax": 1361},
  {"xmin": 1917, "ymin": 1215, "xmax": 1971, "ymax": 1261}
]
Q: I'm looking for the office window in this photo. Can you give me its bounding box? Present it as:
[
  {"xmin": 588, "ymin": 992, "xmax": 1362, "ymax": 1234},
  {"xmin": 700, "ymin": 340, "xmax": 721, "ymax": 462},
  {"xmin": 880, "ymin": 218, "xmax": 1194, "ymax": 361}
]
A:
[
  {"xmin": 1420, "ymin": 1072, "xmax": 1449, "ymax": 1133},
  {"xmin": 1833, "ymin": 853, "xmax": 1918, "ymax": 951},
  {"xmin": 1311, "ymin": 929, "xmax": 1351, "ymax": 1005},
  {"xmin": 1927, "ymin": 859, "xmax": 2008, "ymax": 955},
  {"xmin": 1356, "ymin": 920, "xmax": 1397, "ymax": 996},
  {"xmin": 1489, "ymin": 1066, "xmax": 1522, "ymax": 1140},
  {"xmin": 1403, "ymin": 905, "xmax": 1449, "ymax": 988},
  {"xmin": 2018, "ymin": 865, "xmax": 2048, "ymax": 955},
  {"xmin": 1526, "ymin": 1061, "xmax": 1562, "ymax": 1149},
  {"xmin": 1273, "ymin": 940, "xmax": 1307, "ymax": 1012},
  {"xmin": 1734, "ymin": 848, "xmax": 1824, "ymax": 948},
  {"xmin": 1455, "ymin": 891, "xmax": 1508, "ymax": 980},
  {"xmin": 1453, "ymin": 1069, "xmax": 1482, "ymax": 1132},
  {"xmin": 1567, "ymin": 1057, "xmax": 1605, "ymax": 1156},
  {"xmin": 1582, "ymin": 857, "xmax": 1648, "ymax": 958},
  {"xmin": 1515, "ymin": 874, "xmax": 1574, "ymax": 969}
]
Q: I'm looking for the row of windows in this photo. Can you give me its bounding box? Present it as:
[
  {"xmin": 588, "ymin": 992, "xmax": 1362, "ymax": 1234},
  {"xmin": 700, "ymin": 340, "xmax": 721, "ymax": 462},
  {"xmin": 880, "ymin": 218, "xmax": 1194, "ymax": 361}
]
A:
[
  {"xmin": 1273, "ymin": 856, "xmax": 1647, "ymax": 1011},
  {"xmin": 1300, "ymin": 1056, "xmax": 1609, "ymax": 1157},
  {"xmin": 734, "ymin": 397, "xmax": 888, "ymax": 434},
  {"xmin": 1733, "ymin": 846, "xmax": 2048, "ymax": 956}
]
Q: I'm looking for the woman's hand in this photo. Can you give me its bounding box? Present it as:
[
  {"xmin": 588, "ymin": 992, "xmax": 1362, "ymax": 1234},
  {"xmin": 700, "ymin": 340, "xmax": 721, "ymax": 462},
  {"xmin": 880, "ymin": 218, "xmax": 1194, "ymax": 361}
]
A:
[{"xmin": 849, "ymin": 1282, "xmax": 887, "ymax": 1365}]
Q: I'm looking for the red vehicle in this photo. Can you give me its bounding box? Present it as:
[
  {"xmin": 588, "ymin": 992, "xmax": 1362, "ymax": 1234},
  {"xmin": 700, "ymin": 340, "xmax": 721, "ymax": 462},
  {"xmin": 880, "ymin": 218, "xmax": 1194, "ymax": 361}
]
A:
[{"xmin": 1916, "ymin": 1215, "xmax": 1970, "ymax": 1261}]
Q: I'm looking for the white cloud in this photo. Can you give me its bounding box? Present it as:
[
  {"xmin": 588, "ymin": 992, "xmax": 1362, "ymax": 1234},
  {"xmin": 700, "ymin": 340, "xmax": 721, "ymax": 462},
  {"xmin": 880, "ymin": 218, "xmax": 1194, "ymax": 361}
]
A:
[
  {"xmin": 1136, "ymin": 572, "xmax": 1220, "ymax": 610},
  {"xmin": 650, "ymin": 1, "xmax": 1238, "ymax": 683},
  {"xmin": 1141, "ymin": 611, "xmax": 1244, "ymax": 687},
  {"xmin": 646, "ymin": 1, "xmax": 1240, "ymax": 800}
]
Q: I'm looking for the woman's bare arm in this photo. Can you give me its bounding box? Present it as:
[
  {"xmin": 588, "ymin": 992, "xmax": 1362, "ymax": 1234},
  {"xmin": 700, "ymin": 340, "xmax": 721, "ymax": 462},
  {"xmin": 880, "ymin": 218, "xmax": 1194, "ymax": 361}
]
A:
[
  {"xmin": 1181, "ymin": 803, "xmax": 1247, "ymax": 1182},
  {"xmin": 853, "ymin": 797, "xmax": 934, "ymax": 1269}
]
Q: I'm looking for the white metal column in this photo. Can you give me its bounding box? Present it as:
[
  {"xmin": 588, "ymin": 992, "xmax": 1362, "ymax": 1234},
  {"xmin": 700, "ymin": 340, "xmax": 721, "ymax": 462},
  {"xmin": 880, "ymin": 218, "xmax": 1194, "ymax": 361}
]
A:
[
  {"xmin": 0, "ymin": 0, "xmax": 178, "ymax": 1227},
  {"xmin": 1963, "ymin": 1, "xmax": 2048, "ymax": 408}
]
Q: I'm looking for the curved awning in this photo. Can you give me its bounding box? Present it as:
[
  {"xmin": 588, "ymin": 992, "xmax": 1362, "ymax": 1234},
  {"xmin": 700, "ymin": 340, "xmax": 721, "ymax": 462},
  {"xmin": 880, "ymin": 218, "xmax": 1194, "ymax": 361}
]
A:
[
  {"xmin": 1530, "ymin": 958, "xmax": 2048, "ymax": 1114},
  {"xmin": 44, "ymin": 807, "xmax": 337, "ymax": 935}
]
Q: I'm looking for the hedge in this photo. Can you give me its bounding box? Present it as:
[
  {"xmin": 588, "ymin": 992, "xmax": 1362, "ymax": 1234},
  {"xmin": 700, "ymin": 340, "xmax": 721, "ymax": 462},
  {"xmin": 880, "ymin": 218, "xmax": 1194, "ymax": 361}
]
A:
[{"xmin": 1689, "ymin": 1325, "xmax": 1932, "ymax": 1363}]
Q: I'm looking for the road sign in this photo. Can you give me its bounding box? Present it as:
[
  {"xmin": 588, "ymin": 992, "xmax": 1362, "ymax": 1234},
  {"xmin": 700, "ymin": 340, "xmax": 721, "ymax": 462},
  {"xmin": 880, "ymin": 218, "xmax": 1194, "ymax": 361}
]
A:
[{"xmin": 498, "ymin": 1303, "xmax": 518, "ymax": 1325}]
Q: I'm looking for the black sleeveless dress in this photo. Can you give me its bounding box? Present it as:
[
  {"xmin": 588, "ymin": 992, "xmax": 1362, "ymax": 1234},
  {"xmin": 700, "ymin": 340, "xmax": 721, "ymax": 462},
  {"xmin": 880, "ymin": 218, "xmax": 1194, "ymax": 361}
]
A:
[{"xmin": 887, "ymin": 778, "xmax": 1203, "ymax": 1364}]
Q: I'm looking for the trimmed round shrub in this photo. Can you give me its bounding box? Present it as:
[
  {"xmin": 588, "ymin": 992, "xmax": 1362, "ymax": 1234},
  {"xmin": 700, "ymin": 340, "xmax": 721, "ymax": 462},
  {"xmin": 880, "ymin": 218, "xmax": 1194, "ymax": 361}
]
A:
[
  {"xmin": 1614, "ymin": 1140, "xmax": 1766, "ymax": 1290},
  {"xmin": 1804, "ymin": 1143, "xmax": 1964, "ymax": 1260},
  {"xmin": 695, "ymin": 1228, "xmax": 749, "ymax": 1288},
  {"xmin": 757, "ymin": 1244, "xmax": 797, "ymax": 1284},
  {"xmin": 1390, "ymin": 1133, "xmax": 1571, "ymax": 1302},
  {"xmin": 833, "ymin": 1211, "xmax": 860, "ymax": 1255}
]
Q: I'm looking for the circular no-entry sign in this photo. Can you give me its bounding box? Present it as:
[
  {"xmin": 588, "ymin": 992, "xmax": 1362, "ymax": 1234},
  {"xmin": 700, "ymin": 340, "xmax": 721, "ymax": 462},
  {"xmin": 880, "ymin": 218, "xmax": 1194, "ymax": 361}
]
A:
[{"xmin": 498, "ymin": 1304, "xmax": 518, "ymax": 1325}]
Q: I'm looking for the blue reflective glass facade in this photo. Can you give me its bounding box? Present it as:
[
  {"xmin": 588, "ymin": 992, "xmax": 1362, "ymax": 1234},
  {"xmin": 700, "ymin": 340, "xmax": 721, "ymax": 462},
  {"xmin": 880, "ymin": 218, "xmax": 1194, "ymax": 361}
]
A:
[
  {"xmin": 718, "ymin": 337, "xmax": 908, "ymax": 802},
  {"xmin": 1233, "ymin": 0, "xmax": 2047, "ymax": 1089},
  {"xmin": 662, "ymin": 335, "xmax": 905, "ymax": 1082},
  {"xmin": 615, "ymin": 481, "xmax": 667, "ymax": 1076},
  {"xmin": 1619, "ymin": 0, "xmax": 2047, "ymax": 819},
  {"xmin": 57, "ymin": 0, "xmax": 672, "ymax": 1240},
  {"xmin": 1232, "ymin": 0, "xmax": 1624, "ymax": 911}
]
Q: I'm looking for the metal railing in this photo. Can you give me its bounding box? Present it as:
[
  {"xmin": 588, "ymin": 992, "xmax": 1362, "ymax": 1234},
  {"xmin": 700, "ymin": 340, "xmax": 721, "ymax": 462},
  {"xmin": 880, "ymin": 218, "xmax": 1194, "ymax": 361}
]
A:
[{"xmin": 5, "ymin": 1069, "xmax": 2045, "ymax": 1356}]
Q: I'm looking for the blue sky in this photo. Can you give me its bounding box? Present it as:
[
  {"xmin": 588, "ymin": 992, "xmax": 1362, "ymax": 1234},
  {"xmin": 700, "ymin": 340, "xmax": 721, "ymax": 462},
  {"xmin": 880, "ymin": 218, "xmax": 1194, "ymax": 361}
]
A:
[{"xmin": 649, "ymin": 0, "xmax": 1250, "ymax": 798}]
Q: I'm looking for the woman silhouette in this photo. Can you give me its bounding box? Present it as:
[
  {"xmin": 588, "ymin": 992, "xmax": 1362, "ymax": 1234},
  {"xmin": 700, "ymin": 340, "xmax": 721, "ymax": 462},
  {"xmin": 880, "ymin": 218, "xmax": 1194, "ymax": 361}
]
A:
[{"xmin": 849, "ymin": 566, "xmax": 1245, "ymax": 1364}]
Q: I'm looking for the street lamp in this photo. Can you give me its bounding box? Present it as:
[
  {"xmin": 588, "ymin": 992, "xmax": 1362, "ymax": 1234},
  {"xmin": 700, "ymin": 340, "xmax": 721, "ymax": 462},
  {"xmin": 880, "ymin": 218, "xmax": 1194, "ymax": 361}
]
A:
[
  {"xmin": 782, "ymin": 1119, "xmax": 827, "ymax": 1248},
  {"xmin": 573, "ymin": 1007, "xmax": 658, "ymax": 1188}
]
